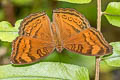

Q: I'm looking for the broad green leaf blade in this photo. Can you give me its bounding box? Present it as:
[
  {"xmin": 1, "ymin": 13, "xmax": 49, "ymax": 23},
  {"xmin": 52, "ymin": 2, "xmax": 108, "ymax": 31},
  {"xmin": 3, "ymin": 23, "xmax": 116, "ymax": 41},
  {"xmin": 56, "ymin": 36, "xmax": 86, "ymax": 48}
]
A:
[
  {"xmin": 11, "ymin": 0, "xmax": 33, "ymax": 6},
  {"xmin": 104, "ymin": 2, "xmax": 120, "ymax": 27},
  {"xmin": 103, "ymin": 42, "xmax": 120, "ymax": 67},
  {"xmin": 0, "ymin": 20, "xmax": 22, "ymax": 42},
  {"xmin": 57, "ymin": 0, "xmax": 91, "ymax": 4},
  {"xmin": 0, "ymin": 62, "xmax": 89, "ymax": 80}
]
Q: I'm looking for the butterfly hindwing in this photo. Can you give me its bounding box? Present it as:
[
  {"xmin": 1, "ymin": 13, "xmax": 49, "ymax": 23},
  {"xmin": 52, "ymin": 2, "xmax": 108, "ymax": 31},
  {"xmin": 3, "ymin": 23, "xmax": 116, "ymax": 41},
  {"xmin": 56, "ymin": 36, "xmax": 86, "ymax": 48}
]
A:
[
  {"xmin": 63, "ymin": 28, "xmax": 112, "ymax": 56},
  {"xmin": 11, "ymin": 36, "xmax": 54, "ymax": 64}
]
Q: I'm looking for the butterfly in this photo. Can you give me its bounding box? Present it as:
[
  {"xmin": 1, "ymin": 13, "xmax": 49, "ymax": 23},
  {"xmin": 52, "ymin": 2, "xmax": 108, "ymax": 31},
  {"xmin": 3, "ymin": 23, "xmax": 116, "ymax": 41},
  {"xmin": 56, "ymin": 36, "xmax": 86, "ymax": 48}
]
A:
[{"xmin": 11, "ymin": 8, "xmax": 112, "ymax": 64}]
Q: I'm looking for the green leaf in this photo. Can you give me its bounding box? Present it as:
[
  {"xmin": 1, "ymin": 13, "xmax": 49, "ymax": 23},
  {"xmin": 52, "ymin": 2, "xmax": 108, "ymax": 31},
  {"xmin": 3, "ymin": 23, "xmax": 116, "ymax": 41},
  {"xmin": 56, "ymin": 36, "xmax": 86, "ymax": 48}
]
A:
[
  {"xmin": 0, "ymin": 62, "xmax": 89, "ymax": 80},
  {"xmin": 57, "ymin": 0, "xmax": 91, "ymax": 4},
  {"xmin": 0, "ymin": 20, "xmax": 22, "ymax": 42},
  {"xmin": 14, "ymin": 19, "xmax": 23, "ymax": 29},
  {"xmin": 102, "ymin": 42, "xmax": 120, "ymax": 67},
  {"xmin": 11, "ymin": 0, "xmax": 33, "ymax": 6},
  {"xmin": 104, "ymin": 2, "xmax": 120, "ymax": 27}
]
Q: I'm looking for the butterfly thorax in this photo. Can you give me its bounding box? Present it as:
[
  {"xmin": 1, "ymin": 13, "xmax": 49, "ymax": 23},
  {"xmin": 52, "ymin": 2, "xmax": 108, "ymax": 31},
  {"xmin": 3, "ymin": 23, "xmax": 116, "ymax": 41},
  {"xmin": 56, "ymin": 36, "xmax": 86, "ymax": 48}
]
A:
[
  {"xmin": 53, "ymin": 34, "xmax": 63, "ymax": 53},
  {"xmin": 55, "ymin": 40, "xmax": 63, "ymax": 53},
  {"xmin": 52, "ymin": 23, "xmax": 63, "ymax": 53}
]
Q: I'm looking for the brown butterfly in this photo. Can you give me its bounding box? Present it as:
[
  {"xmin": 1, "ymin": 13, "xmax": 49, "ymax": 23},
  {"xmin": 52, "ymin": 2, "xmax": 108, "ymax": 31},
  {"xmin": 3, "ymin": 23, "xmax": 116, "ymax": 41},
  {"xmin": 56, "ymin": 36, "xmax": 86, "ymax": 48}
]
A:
[{"xmin": 11, "ymin": 8, "xmax": 112, "ymax": 64}]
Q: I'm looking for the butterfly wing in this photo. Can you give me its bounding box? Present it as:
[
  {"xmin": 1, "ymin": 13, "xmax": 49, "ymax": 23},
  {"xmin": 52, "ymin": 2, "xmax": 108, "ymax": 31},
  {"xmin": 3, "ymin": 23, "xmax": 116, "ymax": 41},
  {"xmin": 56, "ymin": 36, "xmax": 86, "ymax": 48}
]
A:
[
  {"xmin": 53, "ymin": 8, "xmax": 91, "ymax": 41},
  {"xmin": 63, "ymin": 28, "xmax": 112, "ymax": 56},
  {"xmin": 53, "ymin": 8, "xmax": 112, "ymax": 56},
  {"xmin": 11, "ymin": 36, "xmax": 54, "ymax": 64},
  {"xmin": 19, "ymin": 12, "xmax": 53, "ymax": 41},
  {"xmin": 11, "ymin": 12, "xmax": 55, "ymax": 64}
]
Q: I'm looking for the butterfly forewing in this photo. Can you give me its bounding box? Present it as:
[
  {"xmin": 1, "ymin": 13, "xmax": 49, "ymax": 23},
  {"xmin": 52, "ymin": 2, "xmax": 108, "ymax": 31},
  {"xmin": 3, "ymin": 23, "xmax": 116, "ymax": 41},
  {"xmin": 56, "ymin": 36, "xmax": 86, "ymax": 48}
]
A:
[
  {"xmin": 19, "ymin": 12, "xmax": 53, "ymax": 41},
  {"xmin": 11, "ymin": 12, "xmax": 55, "ymax": 64},
  {"xmin": 53, "ymin": 8, "xmax": 91, "ymax": 41}
]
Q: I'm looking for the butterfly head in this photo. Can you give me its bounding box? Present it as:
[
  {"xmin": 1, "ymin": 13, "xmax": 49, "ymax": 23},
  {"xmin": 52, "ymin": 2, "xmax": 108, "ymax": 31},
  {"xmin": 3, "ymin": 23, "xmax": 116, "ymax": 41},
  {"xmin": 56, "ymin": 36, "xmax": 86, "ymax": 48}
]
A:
[{"xmin": 56, "ymin": 46, "xmax": 63, "ymax": 53}]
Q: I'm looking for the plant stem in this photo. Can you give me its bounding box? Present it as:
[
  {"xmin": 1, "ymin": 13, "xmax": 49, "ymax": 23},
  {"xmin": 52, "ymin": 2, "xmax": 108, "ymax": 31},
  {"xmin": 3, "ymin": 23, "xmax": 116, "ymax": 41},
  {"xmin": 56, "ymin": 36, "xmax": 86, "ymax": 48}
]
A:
[
  {"xmin": 95, "ymin": 56, "xmax": 101, "ymax": 80},
  {"xmin": 95, "ymin": 0, "xmax": 102, "ymax": 80},
  {"xmin": 97, "ymin": 0, "xmax": 101, "ymax": 31}
]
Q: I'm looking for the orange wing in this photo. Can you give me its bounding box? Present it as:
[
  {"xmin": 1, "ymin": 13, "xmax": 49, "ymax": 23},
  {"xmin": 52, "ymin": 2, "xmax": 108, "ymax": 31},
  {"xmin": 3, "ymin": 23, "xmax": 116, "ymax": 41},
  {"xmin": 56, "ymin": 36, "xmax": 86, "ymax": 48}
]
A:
[
  {"xmin": 53, "ymin": 8, "xmax": 112, "ymax": 56},
  {"xmin": 63, "ymin": 28, "xmax": 112, "ymax": 56},
  {"xmin": 19, "ymin": 12, "xmax": 53, "ymax": 41},
  {"xmin": 11, "ymin": 12, "xmax": 55, "ymax": 64},
  {"xmin": 53, "ymin": 8, "xmax": 91, "ymax": 41}
]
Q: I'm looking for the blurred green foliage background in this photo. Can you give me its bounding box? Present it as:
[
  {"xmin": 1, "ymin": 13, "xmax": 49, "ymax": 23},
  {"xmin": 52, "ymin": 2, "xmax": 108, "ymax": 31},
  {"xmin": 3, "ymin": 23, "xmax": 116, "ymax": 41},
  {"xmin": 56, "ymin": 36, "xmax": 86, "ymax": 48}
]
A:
[{"xmin": 0, "ymin": 0, "xmax": 120, "ymax": 80}]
